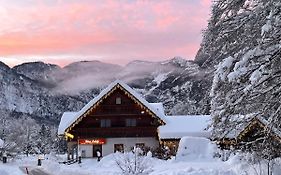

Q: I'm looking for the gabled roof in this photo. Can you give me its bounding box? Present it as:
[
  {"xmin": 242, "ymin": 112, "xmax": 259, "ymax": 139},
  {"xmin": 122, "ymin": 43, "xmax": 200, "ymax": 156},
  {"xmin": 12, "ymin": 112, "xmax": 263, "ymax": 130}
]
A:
[
  {"xmin": 237, "ymin": 116, "xmax": 281, "ymax": 141},
  {"xmin": 58, "ymin": 80, "xmax": 166, "ymax": 135},
  {"xmin": 256, "ymin": 117, "xmax": 281, "ymax": 139},
  {"xmin": 58, "ymin": 112, "xmax": 77, "ymax": 135},
  {"xmin": 224, "ymin": 114, "xmax": 254, "ymax": 139},
  {"xmin": 149, "ymin": 103, "xmax": 165, "ymax": 116},
  {"xmin": 223, "ymin": 114, "xmax": 281, "ymax": 141},
  {"xmin": 159, "ymin": 115, "xmax": 211, "ymax": 139}
]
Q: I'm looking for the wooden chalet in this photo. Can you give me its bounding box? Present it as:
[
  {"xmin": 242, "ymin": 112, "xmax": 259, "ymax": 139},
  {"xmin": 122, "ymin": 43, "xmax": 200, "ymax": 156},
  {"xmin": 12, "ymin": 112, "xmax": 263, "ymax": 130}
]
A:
[
  {"xmin": 58, "ymin": 80, "xmax": 166, "ymax": 158},
  {"xmin": 218, "ymin": 116, "xmax": 281, "ymax": 156}
]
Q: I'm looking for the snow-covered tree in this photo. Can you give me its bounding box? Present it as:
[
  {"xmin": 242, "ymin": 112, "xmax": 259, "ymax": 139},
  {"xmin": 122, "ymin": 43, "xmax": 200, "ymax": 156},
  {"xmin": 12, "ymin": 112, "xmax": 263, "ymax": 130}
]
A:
[
  {"xmin": 196, "ymin": 0, "xmax": 280, "ymax": 68},
  {"xmin": 0, "ymin": 114, "xmax": 58, "ymax": 156},
  {"xmin": 21, "ymin": 117, "xmax": 40, "ymax": 156},
  {"xmin": 0, "ymin": 115, "xmax": 38, "ymax": 155},
  {"xmin": 35, "ymin": 124, "xmax": 56, "ymax": 154},
  {"xmin": 207, "ymin": 0, "xmax": 281, "ymax": 160}
]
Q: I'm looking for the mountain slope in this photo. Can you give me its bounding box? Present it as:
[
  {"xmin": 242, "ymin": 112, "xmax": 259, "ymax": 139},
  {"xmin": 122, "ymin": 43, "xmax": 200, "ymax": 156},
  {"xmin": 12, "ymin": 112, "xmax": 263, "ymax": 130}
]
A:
[{"xmin": 0, "ymin": 58, "xmax": 212, "ymax": 125}]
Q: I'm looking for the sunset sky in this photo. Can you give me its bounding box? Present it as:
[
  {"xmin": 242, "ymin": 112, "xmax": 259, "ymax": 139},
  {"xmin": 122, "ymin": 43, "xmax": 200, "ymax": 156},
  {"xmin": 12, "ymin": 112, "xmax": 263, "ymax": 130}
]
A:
[{"xmin": 0, "ymin": 0, "xmax": 212, "ymax": 67}]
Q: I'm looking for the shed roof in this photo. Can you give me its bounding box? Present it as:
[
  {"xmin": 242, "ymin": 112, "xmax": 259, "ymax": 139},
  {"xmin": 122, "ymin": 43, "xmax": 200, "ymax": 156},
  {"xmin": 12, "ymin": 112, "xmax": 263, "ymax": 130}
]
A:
[{"xmin": 159, "ymin": 115, "xmax": 211, "ymax": 139}]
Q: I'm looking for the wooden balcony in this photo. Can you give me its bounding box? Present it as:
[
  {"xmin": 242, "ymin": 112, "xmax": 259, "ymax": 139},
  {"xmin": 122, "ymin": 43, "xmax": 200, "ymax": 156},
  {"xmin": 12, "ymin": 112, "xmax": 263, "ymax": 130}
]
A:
[{"xmin": 73, "ymin": 126, "xmax": 157, "ymax": 138}]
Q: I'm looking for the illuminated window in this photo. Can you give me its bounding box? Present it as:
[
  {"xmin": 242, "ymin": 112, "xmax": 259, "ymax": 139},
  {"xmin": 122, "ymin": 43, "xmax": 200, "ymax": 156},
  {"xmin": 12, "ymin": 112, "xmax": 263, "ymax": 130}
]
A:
[
  {"xmin": 126, "ymin": 118, "xmax": 136, "ymax": 127},
  {"xmin": 116, "ymin": 97, "xmax": 122, "ymax": 104},
  {"xmin": 101, "ymin": 119, "xmax": 111, "ymax": 127}
]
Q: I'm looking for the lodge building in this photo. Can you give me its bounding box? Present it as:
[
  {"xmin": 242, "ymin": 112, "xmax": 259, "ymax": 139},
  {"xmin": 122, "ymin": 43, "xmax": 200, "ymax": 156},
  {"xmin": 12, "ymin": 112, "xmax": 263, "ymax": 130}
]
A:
[
  {"xmin": 58, "ymin": 80, "xmax": 210, "ymax": 158},
  {"xmin": 58, "ymin": 80, "xmax": 281, "ymax": 159}
]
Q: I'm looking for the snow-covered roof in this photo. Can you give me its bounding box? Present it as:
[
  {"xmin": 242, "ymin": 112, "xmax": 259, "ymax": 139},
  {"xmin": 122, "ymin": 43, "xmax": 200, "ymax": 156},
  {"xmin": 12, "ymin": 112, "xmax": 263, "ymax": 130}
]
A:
[
  {"xmin": 58, "ymin": 80, "xmax": 166, "ymax": 135},
  {"xmin": 224, "ymin": 114, "xmax": 254, "ymax": 139},
  {"xmin": 58, "ymin": 112, "xmax": 77, "ymax": 135},
  {"xmin": 149, "ymin": 103, "xmax": 165, "ymax": 116},
  {"xmin": 224, "ymin": 114, "xmax": 281, "ymax": 140},
  {"xmin": 256, "ymin": 116, "xmax": 281, "ymax": 139},
  {"xmin": 159, "ymin": 115, "xmax": 211, "ymax": 139}
]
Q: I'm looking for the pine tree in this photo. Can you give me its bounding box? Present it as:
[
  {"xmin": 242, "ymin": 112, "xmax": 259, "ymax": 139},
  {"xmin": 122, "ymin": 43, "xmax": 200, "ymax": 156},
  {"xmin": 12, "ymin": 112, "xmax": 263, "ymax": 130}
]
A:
[{"xmin": 35, "ymin": 124, "xmax": 55, "ymax": 154}]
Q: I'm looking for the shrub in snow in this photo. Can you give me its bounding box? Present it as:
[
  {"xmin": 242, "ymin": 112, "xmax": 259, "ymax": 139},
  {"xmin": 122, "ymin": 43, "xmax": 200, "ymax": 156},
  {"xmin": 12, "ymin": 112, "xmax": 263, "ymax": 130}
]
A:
[
  {"xmin": 232, "ymin": 152, "xmax": 281, "ymax": 175},
  {"xmin": 217, "ymin": 148, "xmax": 233, "ymax": 161},
  {"xmin": 176, "ymin": 136, "xmax": 218, "ymax": 161},
  {"xmin": 147, "ymin": 151, "xmax": 152, "ymax": 158},
  {"xmin": 152, "ymin": 146, "xmax": 172, "ymax": 160},
  {"xmin": 114, "ymin": 147, "xmax": 153, "ymax": 175}
]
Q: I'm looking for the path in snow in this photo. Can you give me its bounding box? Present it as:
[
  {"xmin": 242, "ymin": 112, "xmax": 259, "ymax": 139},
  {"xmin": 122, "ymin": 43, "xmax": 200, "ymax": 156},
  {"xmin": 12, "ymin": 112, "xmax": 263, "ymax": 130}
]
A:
[{"xmin": 19, "ymin": 166, "xmax": 51, "ymax": 175}]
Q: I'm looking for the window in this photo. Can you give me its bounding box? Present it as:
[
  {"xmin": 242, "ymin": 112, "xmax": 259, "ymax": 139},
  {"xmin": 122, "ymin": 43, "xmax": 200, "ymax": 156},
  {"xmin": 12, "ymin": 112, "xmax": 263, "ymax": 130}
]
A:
[
  {"xmin": 116, "ymin": 97, "xmax": 122, "ymax": 104},
  {"xmin": 135, "ymin": 143, "xmax": 145, "ymax": 149},
  {"xmin": 126, "ymin": 118, "xmax": 136, "ymax": 127},
  {"xmin": 100, "ymin": 119, "xmax": 111, "ymax": 127},
  {"xmin": 114, "ymin": 144, "xmax": 124, "ymax": 153},
  {"xmin": 81, "ymin": 150, "xmax": 86, "ymax": 158}
]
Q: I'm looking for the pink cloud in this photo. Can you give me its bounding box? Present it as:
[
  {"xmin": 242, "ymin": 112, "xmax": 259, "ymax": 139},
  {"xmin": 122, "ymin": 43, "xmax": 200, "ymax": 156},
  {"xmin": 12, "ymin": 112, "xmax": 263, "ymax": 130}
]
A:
[{"xmin": 0, "ymin": 0, "xmax": 212, "ymax": 66}]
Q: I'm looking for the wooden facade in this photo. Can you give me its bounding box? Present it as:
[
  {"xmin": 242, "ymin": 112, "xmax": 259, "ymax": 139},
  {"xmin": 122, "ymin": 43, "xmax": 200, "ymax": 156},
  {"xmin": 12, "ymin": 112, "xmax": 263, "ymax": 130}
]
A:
[
  {"xmin": 68, "ymin": 88, "xmax": 160, "ymax": 141},
  {"xmin": 236, "ymin": 118, "xmax": 281, "ymax": 157},
  {"xmin": 63, "ymin": 82, "xmax": 164, "ymax": 158},
  {"xmin": 218, "ymin": 118, "xmax": 281, "ymax": 157}
]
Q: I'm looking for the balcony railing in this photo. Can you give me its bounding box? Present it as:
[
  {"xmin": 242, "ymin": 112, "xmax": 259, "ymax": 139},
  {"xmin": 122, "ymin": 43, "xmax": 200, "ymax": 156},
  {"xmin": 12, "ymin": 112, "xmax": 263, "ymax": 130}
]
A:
[{"xmin": 73, "ymin": 126, "xmax": 157, "ymax": 138}]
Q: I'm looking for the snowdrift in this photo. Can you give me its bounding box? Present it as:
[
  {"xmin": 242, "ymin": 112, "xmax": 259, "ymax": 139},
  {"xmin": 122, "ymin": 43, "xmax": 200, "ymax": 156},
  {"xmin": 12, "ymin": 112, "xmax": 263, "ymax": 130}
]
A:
[{"xmin": 176, "ymin": 136, "xmax": 217, "ymax": 161}]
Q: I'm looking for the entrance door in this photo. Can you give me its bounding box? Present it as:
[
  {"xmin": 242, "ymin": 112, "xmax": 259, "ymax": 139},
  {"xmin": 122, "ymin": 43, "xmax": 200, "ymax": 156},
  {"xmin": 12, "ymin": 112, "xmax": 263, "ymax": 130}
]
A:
[{"xmin": 93, "ymin": 145, "xmax": 102, "ymax": 157}]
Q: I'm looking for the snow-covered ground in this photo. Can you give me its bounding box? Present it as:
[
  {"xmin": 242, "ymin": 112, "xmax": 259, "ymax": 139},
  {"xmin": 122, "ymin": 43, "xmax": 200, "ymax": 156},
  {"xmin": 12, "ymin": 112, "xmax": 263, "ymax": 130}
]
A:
[
  {"xmin": 0, "ymin": 138, "xmax": 280, "ymax": 175},
  {"xmin": 0, "ymin": 153, "xmax": 281, "ymax": 175}
]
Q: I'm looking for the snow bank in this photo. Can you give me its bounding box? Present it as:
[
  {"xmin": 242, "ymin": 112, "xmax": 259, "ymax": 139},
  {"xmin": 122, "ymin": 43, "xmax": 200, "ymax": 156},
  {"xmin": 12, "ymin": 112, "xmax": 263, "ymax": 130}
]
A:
[
  {"xmin": 0, "ymin": 166, "xmax": 23, "ymax": 175},
  {"xmin": 176, "ymin": 136, "xmax": 218, "ymax": 161}
]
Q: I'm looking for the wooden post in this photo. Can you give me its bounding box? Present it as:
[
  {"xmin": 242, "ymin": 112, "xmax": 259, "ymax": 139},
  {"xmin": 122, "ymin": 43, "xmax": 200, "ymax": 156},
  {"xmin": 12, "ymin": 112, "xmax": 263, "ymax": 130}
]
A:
[{"xmin": 25, "ymin": 167, "xmax": 29, "ymax": 174}]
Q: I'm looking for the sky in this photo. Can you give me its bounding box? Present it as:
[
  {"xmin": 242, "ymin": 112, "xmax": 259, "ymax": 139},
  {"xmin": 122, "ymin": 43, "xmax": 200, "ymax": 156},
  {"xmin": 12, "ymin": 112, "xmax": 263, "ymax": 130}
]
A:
[{"xmin": 0, "ymin": 0, "xmax": 212, "ymax": 67}]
